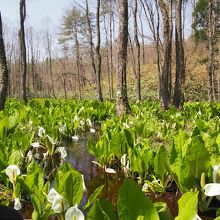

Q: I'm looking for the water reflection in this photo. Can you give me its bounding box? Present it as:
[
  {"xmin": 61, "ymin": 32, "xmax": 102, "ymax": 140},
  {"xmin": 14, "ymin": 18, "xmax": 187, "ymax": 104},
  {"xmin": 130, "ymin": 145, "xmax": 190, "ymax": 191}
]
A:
[{"xmin": 65, "ymin": 133, "xmax": 124, "ymax": 208}]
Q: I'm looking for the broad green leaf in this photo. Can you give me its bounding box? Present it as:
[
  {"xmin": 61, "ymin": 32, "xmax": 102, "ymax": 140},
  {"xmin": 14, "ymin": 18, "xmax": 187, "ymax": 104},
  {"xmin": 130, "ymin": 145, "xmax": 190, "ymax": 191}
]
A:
[
  {"xmin": 25, "ymin": 161, "xmax": 44, "ymax": 191},
  {"xmin": 117, "ymin": 179, "xmax": 159, "ymax": 220},
  {"xmin": 8, "ymin": 150, "xmax": 22, "ymax": 166},
  {"xmin": 54, "ymin": 162, "xmax": 77, "ymax": 188},
  {"xmin": 87, "ymin": 199, "xmax": 115, "ymax": 220},
  {"xmin": 175, "ymin": 191, "xmax": 199, "ymax": 220},
  {"xmin": 84, "ymin": 184, "xmax": 104, "ymax": 210},
  {"xmin": 56, "ymin": 171, "xmax": 83, "ymax": 206},
  {"xmin": 154, "ymin": 202, "xmax": 173, "ymax": 220},
  {"xmin": 170, "ymin": 136, "xmax": 210, "ymax": 192},
  {"xmin": 154, "ymin": 146, "xmax": 169, "ymax": 188},
  {"xmin": 98, "ymin": 199, "xmax": 116, "ymax": 220}
]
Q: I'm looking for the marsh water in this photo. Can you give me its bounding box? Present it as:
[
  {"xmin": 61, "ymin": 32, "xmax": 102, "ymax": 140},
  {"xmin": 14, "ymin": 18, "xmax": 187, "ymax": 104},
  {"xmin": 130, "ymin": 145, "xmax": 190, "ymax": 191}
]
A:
[
  {"xmin": 21, "ymin": 134, "xmax": 216, "ymax": 219},
  {"xmin": 65, "ymin": 133, "xmax": 124, "ymax": 208}
]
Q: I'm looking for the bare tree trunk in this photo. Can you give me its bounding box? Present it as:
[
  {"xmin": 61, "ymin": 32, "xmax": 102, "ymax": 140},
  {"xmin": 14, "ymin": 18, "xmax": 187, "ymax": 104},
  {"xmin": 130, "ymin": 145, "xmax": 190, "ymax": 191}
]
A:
[
  {"xmin": 116, "ymin": 0, "xmax": 131, "ymax": 116},
  {"xmin": 141, "ymin": 0, "xmax": 162, "ymax": 99},
  {"xmin": 173, "ymin": 0, "xmax": 185, "ymax": 108},
  {"xmin": 0, "ymin": 12, "xmax": 8, "ymax": 110},
  {"xmin": 46, "ymin": 32, "xmax": 56, "ymax": 98},
  {"xmin": 19, "ymin": 0, "xmax": 27, "ymax": 101},
  {"xmin": 207, "ymin": 0, "xmax": 218, "ymax": 101},
  {"xmin": 109, "ymin": 1, "xmax": 114, "ymax": 99},
  {"xmin": 128, "ymin": 34, "xmax": 136, "ymax": 79},
  {"xmin": 85, "ymin": 0, "xmax": 97, "ymax": 81},
  {"xmin": 158, "ymin": 0, "xmax": 173, "ymax": 109},
  {"xmin": 133, "ymin": 0, "xmax": 141, "ymax": 102},
  {"xmin": 103, "ymin": 14, "xmax": 111, "ymax": 100},
  {"xmin": 139, "ymin": 9, "xmax": 145, "ymax": 66},
  {"xmin": 95, "ymin": 0, "xmax": 103, "ymax": 101},
  {"xmin": 74, "ymin": 26, "xmax": 82, "ymax": 100}
]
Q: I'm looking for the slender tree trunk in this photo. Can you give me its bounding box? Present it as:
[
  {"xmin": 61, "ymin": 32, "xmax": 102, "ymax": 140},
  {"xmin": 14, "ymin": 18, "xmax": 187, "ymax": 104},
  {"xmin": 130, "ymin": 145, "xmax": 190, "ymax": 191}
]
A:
[
  {"xmin": 133, "ymin": 0, "xmax": 141, "ymax": 102},
  {"xmin": 158, "ymin": 0, "xmax": 172, "ymax": 109},
  {"xmin": 74, "ymin": 27, "xmax": 82, "ymax": 100},
  {"xmin": 19, "ymin": 0, "xmax": 27, "ymax": 101},
  {"xmin": 103, "ymin": 14, "xmax": 111, "ymax": 100},
  {"xmin": 95, "ymin": 0, "xmax": 103, "ymax": 101},
  {"xmin": 85, "ymin": 0, "xmax": 97, "ymax": 82},
  {"xmin": 46, "ymin": 33, "xmax": 56, "ymax": 98},
  {"xmin": 139, "ymin": 11, "xmax": 145, "ymax": 66},
  {"xmin": 0, "ymin": 12, "xmax": 8, "ymax": 110},
  {"xmin": 167, "ymin": 0, "xmax": 173, "ymax": 98},
  {"xmin": 128, "ymin": 34, "xmax": 136, "ymax": 79},
  {"xmin": 109, "ymin": 2, "xmax": 114, "ymax": 99},
  {"xmin": 116, "ymin": 0, "xmax": 131, "ymax": 116},
  {"xmin": 208, "ymin": 0, "xmax": 216, "ymax": 101},
  {"xmin": 173, "ymin": 0, "xmax": 185, "ymax": 108}
]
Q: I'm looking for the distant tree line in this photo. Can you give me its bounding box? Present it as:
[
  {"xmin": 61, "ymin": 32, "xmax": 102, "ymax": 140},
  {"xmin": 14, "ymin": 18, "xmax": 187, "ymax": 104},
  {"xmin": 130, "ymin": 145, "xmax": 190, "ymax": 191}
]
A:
[{"xmin": 0, "ymin": 0, "xmax": 219, "ymax": 114}]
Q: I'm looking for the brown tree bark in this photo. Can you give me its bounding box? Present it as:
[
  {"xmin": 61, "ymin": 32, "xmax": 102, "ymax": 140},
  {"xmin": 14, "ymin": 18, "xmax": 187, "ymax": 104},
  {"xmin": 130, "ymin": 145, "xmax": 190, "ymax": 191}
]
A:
[
  {"xmin": 158, "ymin": 0, "xmax": 173, "ymax": 109},
  {"xmin": 95, "ymin": 0, "xmax": 103, "ymax": 101},
  {"xmin": 173, "ymin": 0, "xmax": 185, "ymax": 108},
  {"xmin": 133, "ymin": 0, "xmax": 141, "ymax": 102},
  {"xmin": 19, "ymin": 0, "xmax": 27, "ymax": 101},
  {"xmin": 74, "ymin": 22, "xmax": 82, "ymax": 100},
  {"xmin": 85, "ymin": 0, "xmax": 97, "ymax": 81},
  {"xmin": 116, "ymin": 0, "xmax": 131, "ymax": 116},
  {"xmin": 45, "ymin": 31, "xmax": 56, "ymax": 98},
  {"xmin": 0, "ymin": 12, "xmax": 8, "ymax": 110},
  {"xmin": 109, "ymin": 1, "xmax": 114, "ymax": 100},
  {"xmin": 208, "ymin": 0, "xmax": 216, "ymax": 101}
]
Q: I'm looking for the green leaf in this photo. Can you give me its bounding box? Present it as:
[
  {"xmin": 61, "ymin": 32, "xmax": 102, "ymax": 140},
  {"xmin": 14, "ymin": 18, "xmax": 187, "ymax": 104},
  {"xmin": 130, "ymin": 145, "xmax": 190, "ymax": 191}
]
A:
[
  {"xmin": 87, "ymin": 199, "xmax": 116, "ymax": 220},
  {"xmin": 84, "ymin": 184, "xmax": 104, "ymax": 210},
  {"xmin": 175, "ymin": 191, "xmax": 199, "ymax": 220},
  {"xmin": 170, "ymin": 136, "xmax": 210, "ymax": 192},
  {"xmin": 8, "ymin": 150, "xmax": 22, "ymax": 166},
  {"xmin": 98, "ymin": 199, "xmax": 116, "ymax": 220},
  {"xmin": 56, "ymin": 171, "xmax": 83, "ymax": 206},
  {"xmin": 154, "ymin": 146, "xmax": 169, "ymax": 188},
  {"xmin": 25, "ymin": 161, "xmax": 44, "ymax": 191},
  {"xmin": 154, "ymin": 202, "xmax": 173, "ymax": 220},
  {"xmin": 117, "ymin": 179, "xmax": 159, "ymax": 220}
]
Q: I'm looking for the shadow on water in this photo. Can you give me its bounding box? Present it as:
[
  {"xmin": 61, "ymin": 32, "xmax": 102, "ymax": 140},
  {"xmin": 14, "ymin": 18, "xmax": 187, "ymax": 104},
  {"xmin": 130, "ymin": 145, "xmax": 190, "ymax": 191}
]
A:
[{"xmin": 65, "ymin": 133, "xmax": 124, "ymax": 209}]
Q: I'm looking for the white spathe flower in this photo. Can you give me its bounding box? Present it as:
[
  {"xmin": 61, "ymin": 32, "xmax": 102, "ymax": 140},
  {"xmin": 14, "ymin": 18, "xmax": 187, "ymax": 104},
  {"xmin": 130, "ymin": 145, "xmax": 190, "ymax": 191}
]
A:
[
  {"xmin": 38, "ymin": 126, "xmax": 45, "ymax": 137},
  {"xmin": 27, "ymin": 150, "xmax": 33, "ymax": 161},
  {"xmin": 5, "ymin": 165, "xmax": 20, "ymax": 184},
  {"xmin": 74, "ymin": 115, "xmax": 79, "ymax": 122},
  {"xmin": 47, "ymin": 188, "xmax": 59, "ymax": 203},
  {"xmin": 52, "ymin": 194, "xmax": 69, "ymax": 213},
  {"xmin": 65, "ymin": 204, "xmax": 84, "ymax": 220},
  {"xmin": 81, "ymin": 175, "xmax": 87, "ymax": 192},
  {"xmin": 142, "ymin": 183, "xmax": 149, "ymax": 192},
  {"xmin": 43, "ymin": 151, "xmax": 49, "ymax": 160},
  {"xmin": 34, "ymin": 152, "xmax": 40, "ymax": 160},
  {"xmin": 193, "ymin": 214, "xmax": 202, "ymax": 220},
  {"xmin": 58, "ymin": 147, "xmax": 67, "ymax": 159},
  {"xmin": 89, "ymin": 128, "xmax": 95, "ymax": 133},
  {"xmin": 86, "ymin": 118, "xmax": 92, "ymax": 127},
  {"xmin": 72, "ymin": 135, "xmax": 79, "ymax": 141},
  {"xmin": 47, "ymin": 188, "xmax": 69, "ymax": 213},
  {"xmin": 213, "ymin": 165, "xmax": 220, "ymax": 183},
  {"xmin": 46, "ymin": 135, "xmax": 56, "ymax": 145},
  {"xmin": 105, "ymin": 167, "xmax": 116, "ymax": 174},
  {"xmin": 31, "ymin": 142, "xmax": 40, "ymax": 148},
  {"xmin": 14, "ymin": 198, "xmax": 22, "ymax": 210},
  {"xmin": 123, "ymin": 122, "xmax": 130, "ymax": 129},
  {"xmin": 204, "ymin": 183, "xmax": 220, "ymax": 197},
  {"xmin": 59, "ymin": 125, "xmax": 66, "ymax": 134},
  {"xmin": 29, "ymin": 120, "xmax": 33, "ymax": 126},
  {"xmin": 121, "ymin": 154, "xmax": 127, "ymax": 167}
]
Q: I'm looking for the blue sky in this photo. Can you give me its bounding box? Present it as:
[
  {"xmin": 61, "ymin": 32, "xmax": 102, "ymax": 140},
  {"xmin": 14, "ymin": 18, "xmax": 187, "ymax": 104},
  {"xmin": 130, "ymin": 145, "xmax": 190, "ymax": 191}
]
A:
[{"xmin": 0, "ymin": 0, "xmax": 73, "ymax": 27}]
